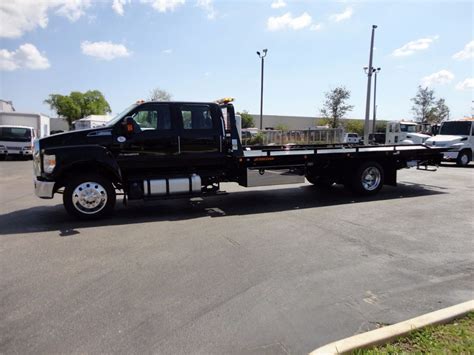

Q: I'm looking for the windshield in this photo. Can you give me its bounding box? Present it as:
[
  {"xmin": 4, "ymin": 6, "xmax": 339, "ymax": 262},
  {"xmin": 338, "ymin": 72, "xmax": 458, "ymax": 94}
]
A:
[
  {"xmin": 439, "ymin": 121, "xmax": 472, "ymax": 136},
  {"xmin": 0, "ymin": 127, "xmax": 32, "ymax": 142},
  {"xmin": 400, "ymin": 124, "xmax": 417, "ymax": 133},
  {"xmin": 106, "ymin": 104, "xmax": 138, "ymax": 127}
]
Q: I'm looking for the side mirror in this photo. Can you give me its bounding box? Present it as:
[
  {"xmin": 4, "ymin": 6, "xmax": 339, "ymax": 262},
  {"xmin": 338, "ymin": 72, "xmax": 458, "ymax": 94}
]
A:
[{"xmin": 122, "ymin": 116, "xmax": 135, "ymax": 136}]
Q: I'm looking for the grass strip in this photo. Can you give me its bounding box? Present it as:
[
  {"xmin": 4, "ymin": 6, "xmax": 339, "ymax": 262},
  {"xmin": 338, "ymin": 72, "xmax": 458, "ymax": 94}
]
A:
[{"xmin": 354, "ymin": 312, "xmax": 474, "ymax": 354}]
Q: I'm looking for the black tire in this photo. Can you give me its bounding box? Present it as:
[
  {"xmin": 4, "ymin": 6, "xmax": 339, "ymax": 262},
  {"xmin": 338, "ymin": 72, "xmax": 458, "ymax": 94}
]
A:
[
  {"xmin": 456, "ymin": 150, "xmax": 471, "ymax": 167},
  {"xmin": 63, "ymin": 174, "xmax": 116, "ymax": 220},
  {"xmin": 306, "ymin": 175, "xmax": 334, "ymax": 188},
  {"xmin": 350, "ymin": 161, "xmax": 384, "ymax": 196},
  {"xmin": 0, "ymin": 155, "xmax": 6, "ymax": 161}
]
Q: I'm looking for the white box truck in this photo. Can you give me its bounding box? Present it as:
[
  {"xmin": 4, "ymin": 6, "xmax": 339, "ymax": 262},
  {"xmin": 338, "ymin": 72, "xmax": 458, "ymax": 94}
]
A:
[
  {"xmin": 0, "ymin": 112, "xmax": 50, "ymax": 160},
  {"xmin": 73, "ymin": 115, "xmax": 111, "ymax": 130}
]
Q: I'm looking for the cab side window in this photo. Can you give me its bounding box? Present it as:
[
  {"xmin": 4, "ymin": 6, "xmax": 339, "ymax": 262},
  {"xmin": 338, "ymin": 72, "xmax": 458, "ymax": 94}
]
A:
[
  {"xmin": 133, "ymin": 105, "xmax": 171, "ymax": 130},
  {"xmin": 180, "ymin": 105, "xmax": 213, "ymax": 130}
]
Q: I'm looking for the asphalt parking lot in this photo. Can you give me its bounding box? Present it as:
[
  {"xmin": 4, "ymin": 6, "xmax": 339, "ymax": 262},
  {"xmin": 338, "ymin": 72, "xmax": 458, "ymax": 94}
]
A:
[{"xmin": 0, "ymin": 160, "xmax": 473, "ymax": 354}]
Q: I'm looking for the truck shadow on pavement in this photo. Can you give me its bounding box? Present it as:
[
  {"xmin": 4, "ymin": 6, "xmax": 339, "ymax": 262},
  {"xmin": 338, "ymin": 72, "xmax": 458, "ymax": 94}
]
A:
[{"xmin": 0, "ymin": 182, "xmax": 447, "ymax": 237}]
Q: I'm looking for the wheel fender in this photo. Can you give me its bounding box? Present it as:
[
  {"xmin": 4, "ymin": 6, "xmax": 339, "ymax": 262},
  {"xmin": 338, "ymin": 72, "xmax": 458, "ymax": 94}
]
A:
[{"xmin": 45, "ymin": 145, "xmax": 122, "ymax": 183}]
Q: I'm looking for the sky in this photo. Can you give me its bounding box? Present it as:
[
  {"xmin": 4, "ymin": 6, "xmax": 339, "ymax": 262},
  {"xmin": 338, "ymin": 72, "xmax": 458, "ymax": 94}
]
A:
[{"xmin": 0, "ymin": 0, "xmax": 473, "ymax": 121}]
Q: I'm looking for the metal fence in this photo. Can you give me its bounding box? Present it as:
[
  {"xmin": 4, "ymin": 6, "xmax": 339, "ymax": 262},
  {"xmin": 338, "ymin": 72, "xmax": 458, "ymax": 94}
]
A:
[{"xmin": 242, "ymin": 128, "xmax": 344, "ymax": 146}]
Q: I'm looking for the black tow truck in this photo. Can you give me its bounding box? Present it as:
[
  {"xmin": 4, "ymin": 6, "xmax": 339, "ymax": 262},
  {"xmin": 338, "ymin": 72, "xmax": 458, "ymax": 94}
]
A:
[{"xmin": 33, "ymin": 99, "xmax": 445, "ymax": 219}]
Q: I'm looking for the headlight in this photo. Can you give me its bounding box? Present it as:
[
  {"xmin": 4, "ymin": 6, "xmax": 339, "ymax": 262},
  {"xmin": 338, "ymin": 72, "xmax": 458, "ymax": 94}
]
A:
[{"xmin": 43, "ymin": 154, "xmax": 56, "ymax": 174}]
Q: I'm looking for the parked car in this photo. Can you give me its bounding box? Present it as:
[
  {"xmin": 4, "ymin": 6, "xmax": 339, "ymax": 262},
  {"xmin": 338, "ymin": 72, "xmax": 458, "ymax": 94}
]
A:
[{"xmin": 343, "ymin": 133, "xmax": 360, "ymax": 144}]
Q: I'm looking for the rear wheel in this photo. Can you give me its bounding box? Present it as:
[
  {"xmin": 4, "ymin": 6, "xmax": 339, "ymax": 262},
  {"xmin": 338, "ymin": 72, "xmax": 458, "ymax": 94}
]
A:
[
  {"xmin": 63, "ymin": 174, "xmax": 116, "ymax": 220},
  {"xmin": 456, "ymin": 150, "xmax": 471, "ymax": 167},
  {"xmin": 350, "ymin": 161, "xmax": 384, "ymax": 196}
]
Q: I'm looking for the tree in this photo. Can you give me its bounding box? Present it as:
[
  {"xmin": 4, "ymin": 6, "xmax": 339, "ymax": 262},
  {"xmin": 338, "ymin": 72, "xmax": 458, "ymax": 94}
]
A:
[
  {"xmin": 344, "ymin": 120, "xmax": 364, "ymax": 136},
  {"xmin": 274, "ymin": 123, "xmax": 289, "ymax": 131},
  {"xmin": 430, "ymin": 98, "xmax": 450, "ymax": 123},
  {"xmin": 44, "ymin": 90, "xmax": 111, "ymax": 129},
  {"xmin": 149, "ymin": 87, "xmax": 172, "ymax": 101},
  {"xmin": 411, "ymin": 86, "xmax": 450, "ymax": 124},
  {"xmin": 411, "ymin": 86, "xmax": 435, "ymax": 123},
  {"xmin": 320, "ymin": 86, "xmax": 354, "ymax": 128},
  {"xmin": 238, "ymin": 110, "xmax": 255, "ymax": 128}
]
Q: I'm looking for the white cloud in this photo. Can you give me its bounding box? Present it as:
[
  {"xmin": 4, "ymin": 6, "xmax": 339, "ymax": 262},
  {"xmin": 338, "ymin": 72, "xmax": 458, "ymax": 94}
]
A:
[
  {"xmin": 54, "ymin": 0, "xmax": 91, "ymax": 21},
  {"xmin": 329, "ymin": 7, "xmax": 353, "ymax": 22},
  {"xmin": 267, "ymin": 12, "xmax": 312, "ymax": 31},
  {"xmin": 310, "ymin": 23, "xmax": 323, "ymax": 31},
  {"xmin": 162, "ymin": 48, "xmax": 172, "ymax": 54},
  {"xmin": 271, "ymin": 0, "xmax": 286, "ymax": 9},
  {"xmin": 0, "ymin": 43, "xmax": 50, "ymax": 71},
  {"xmin": 196, "ymin": 0, "xmax": 217, "ymax": 19},
  {"xmin": 0, "ymin": 0, "xmax": 91, "ymax": 38},
  {"xmin": 140, "ymin": 0, "xmax": 185, "ymax": 12},
  {"xmin": 112, "ymin": 0, "xmax": 130, "ymax": 15},
  {"xmin": 81, "ymin": 41, "xmax": 131, "ymax": 61},
  {"xmin": 392, "ymin": 35, "xmax": 439, "ymax": 57},
  {"xmin": 455, "ymin": 78, "xmax": 474, "ymax": 91},
  {"xmin": 452, "ymin": 41, "xmax": 474, "ymax": 60},
  {"xmin": 420, "ymin": 69, "xmax": 454, "ymax": 87}
]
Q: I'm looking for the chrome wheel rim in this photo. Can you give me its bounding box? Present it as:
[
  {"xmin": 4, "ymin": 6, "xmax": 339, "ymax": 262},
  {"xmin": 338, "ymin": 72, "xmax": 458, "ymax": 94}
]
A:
[
  {"xmin": 72, "ymin": 182, "xmax": 107, "ymax": 214},
  {"xmin": 461, "ymin": 154, "xmax": 468, "ymax": 165},
  {"xmin": 361, "ymin": 167, "xmax": 381, "ymax": 191}
]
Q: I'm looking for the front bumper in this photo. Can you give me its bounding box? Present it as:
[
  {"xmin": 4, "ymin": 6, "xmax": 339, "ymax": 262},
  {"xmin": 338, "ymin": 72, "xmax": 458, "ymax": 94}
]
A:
[
  {"xmin": 34, "ymin": 178, "xmax": 55, "ymax": 199},
  {"xmin": 443, "ymin": 151, "xmax": 459, "ymax": 160},
  {"xmin": 3, "ymin": 150, "xmax": 32, "ymax": 156}
]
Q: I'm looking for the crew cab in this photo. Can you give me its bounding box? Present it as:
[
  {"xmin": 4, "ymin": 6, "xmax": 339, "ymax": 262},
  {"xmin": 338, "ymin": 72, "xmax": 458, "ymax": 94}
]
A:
[
  {"xmin": 33, "ymin": 99, "xmax": 446, "ymax": 220},
  {"xmin": 425, "ymin": 119, "xmax": 473, "ymax": 166}
]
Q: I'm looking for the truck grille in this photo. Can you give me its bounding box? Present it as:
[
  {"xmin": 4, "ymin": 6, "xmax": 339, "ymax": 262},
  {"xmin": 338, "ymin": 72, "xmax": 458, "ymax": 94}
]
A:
[{"xmin": 7, "ymin": 146, "xmax": 22, "ymax": 150}]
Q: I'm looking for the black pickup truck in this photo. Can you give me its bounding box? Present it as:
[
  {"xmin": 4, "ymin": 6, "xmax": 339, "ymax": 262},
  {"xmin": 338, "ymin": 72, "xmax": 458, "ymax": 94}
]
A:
[{"xmin": 33, "ymin": 99, "xmax": 445, "ymax": 219}]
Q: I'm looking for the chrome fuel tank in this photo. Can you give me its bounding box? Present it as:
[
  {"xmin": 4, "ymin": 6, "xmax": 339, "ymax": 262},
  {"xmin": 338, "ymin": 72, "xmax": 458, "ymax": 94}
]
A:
[{"xmin": 143, "ymin": 174, "xmax": 201, "ymax": 196}]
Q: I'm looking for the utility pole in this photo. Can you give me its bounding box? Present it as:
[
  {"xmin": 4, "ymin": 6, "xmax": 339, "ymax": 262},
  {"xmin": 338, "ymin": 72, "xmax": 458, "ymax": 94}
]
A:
[
  {"xmin": 372, "ymin": 67, "xmax": 381, "ymax": 134},
  {"xmin": 257, "ymin": 49, "xmax": 268, "ymax": 130},
  {"xmin": 363, "ymin": 25, "xmax": 377, "ymax": 145}
]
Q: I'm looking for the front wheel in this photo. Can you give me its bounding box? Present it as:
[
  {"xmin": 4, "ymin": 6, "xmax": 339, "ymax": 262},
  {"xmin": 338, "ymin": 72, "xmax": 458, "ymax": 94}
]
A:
[
  {"xmin": 349, "ymin": 161, "xmax": 384, "ymax": 196},
  {"xmin": 456, "ymin": 150, "xmax": 471, "ymax": 167},
  {"xmin": 63, "ymin": 174, "xmax": 116, "ymax": 220}
]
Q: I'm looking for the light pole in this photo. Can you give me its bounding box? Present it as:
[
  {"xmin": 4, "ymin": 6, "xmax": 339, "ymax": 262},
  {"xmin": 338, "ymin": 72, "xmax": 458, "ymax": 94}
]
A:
[
  {"xmin": 372, "ymin": 67, "xmax": 381, "ymax": 135},
  {"xmin": 363, "ymin": 25, "xmax": 377, "ymax": 145},
  {"xmin": 257, "ymin": 49, "xmax": 268, "ymax": 130}
]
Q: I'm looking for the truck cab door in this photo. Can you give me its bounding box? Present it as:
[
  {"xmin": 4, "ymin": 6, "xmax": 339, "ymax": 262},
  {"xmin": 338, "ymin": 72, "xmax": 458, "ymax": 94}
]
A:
[
  {"xmin": 176, "ymin": 103, "xmax": 224, "ymax": 165},
  {"xmin": 115, "ymin": 103, "xmax": 178, "ymax": 171}
]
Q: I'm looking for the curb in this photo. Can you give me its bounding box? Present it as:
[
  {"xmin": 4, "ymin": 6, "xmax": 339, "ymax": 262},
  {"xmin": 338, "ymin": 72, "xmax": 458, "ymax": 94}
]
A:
[{"xmin": 309, "ymin": 299, "xmax": 474, "ymax": 355}]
